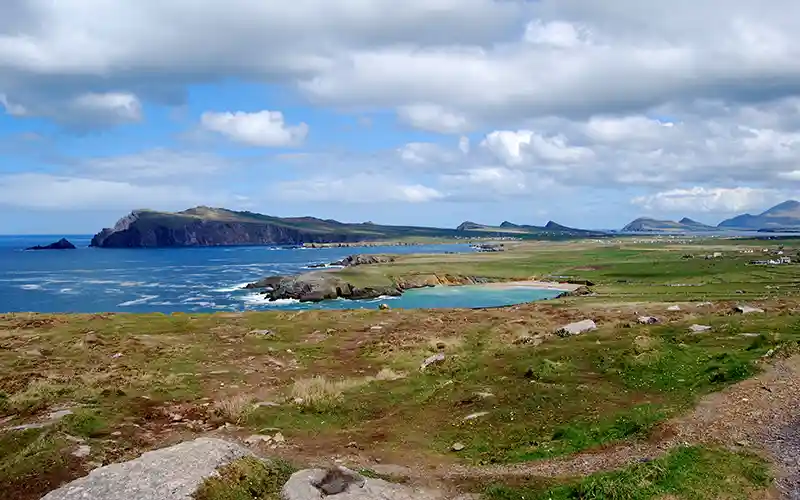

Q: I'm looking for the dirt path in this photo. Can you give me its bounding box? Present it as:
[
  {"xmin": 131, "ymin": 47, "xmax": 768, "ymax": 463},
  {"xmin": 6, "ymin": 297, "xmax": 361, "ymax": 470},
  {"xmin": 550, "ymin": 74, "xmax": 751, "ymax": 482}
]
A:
[{"xmin": 385, "ymin": 355, "xmax": 800, "ymax": 498}]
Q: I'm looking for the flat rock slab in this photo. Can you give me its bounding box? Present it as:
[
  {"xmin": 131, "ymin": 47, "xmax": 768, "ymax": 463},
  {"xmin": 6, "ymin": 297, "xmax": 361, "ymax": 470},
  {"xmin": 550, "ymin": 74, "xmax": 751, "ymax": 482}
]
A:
[
  {"xmin": 41, "ymin": 438, "xmax": 252, "ymax": 500},
  {"xmin": 556, "ymin": 319, "xmax": 597, "ymax": 337},
  {"xmin": 282, "ymin": 468, "xmax": 443, "ymax": 500},
  {"xmin": 734, "ymin": 305, "xmax": 765, "ymax": 314}
]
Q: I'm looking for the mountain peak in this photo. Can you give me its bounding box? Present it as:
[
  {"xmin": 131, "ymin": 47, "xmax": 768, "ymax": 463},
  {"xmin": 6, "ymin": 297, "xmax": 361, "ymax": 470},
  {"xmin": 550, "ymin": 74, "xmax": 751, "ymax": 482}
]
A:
[{"xmin": 764, "ymin": 200, "xmax": 800, "ymax": 214}]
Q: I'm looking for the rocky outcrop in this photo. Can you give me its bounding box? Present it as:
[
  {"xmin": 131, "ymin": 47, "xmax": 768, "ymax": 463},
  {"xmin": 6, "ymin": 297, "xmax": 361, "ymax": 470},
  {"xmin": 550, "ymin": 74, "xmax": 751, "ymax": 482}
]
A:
[
  {"xmin": 282, "ymin": 467, "xmax": 442, "ymax": 500},
  {"xmin": 41, "ymin": 438, "xmax": 251, "ymax": 500},
  {"xmin": 245, "ymin": 272, "xmax": 497, "ymax": 302},
  {"xmin": 247, "ymin": 272, "xmax": 401, "ymax": 302},
  {"xmin": 331, "ymin": 254, "xmax": 396, "ymax": 267},
  {"xmin": 25, "ymin": 238, "xmax": 76, "ymax": 250}
]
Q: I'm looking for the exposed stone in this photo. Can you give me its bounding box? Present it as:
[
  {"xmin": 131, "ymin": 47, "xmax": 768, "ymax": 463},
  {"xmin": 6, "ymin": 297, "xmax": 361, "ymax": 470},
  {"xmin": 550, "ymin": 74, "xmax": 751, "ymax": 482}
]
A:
[
  {"xmin": 72, "ymin": 445, "xmax": 92, "ymax": 458},
  {"xmin": 463, "ymin": 412, "xmax": 490, "ymax": 421},
  {"xmin": 244, "ymin": 435, "xmax": 273, "ymax": 445},
  {"xmin": 249, "ymin": 329, "xmax": 274, "ymax": 336},
  {"xmin": 637, "ymin": 316, "xmax": 660, "ymax": 325},
  {"xmin": 420, "ymin": 353, "xmax": 446, "ymax": 371},
  {"xmin": 451, "ymin": 442, "xmax": 465, "ymax": 452},
  {"xmin": 378, "ymin": 303, "xmax": 390, "ymax": 310},
  {"xmin": 282, "ymin": 466, "xmax": 442, "ymax": 500},
  {"xmin": 689, "ymin": 324, "xmax": 713, "ymax": 334},
  {"xmin": 555, "ymin": 319, "xmax": 597, "ymax": 337},
  {"xmin": 667, "ymin": 305, "xmax": 682, "ymax": 311},
  {"xmin": 41, "ymin": 438, "xmax": 251, "ymax": 500},
  {"xmin": 734, "ymin": 305, "xmax": 765, "ymax": 314}
]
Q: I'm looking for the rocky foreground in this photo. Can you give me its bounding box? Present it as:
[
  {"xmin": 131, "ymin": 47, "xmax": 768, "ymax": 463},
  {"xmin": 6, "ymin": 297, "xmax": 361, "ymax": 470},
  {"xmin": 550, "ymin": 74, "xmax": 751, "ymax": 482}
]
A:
[{"xmin": 42, "ymin": 438, "xmax": 444, "ymax": 500}]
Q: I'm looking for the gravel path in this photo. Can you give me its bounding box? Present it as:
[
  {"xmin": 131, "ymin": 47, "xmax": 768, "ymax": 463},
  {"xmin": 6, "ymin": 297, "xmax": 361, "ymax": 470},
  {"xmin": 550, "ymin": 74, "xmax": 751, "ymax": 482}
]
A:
[{"xmin": 393, "ymin": 355, "xmax": 800, "ymax": 498}]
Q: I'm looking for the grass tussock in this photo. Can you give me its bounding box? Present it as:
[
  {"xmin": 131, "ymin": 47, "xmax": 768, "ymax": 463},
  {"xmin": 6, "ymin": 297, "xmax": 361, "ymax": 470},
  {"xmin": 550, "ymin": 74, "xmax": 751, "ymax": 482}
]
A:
[
  {"xmin": 194, "ymin": 457, "xmax": 296, "ymax": 500},
  {"xmin": 484, "ymin": 446, "xmax": 771, "ymax": 500},
  {"xmin": 375, "ymin": 368, "xmax": 406, "ymax": 381},
  {"xmin": 214, "ymin": 395, "xmax": 256, "ymax": 424},
  {"xmin": 290, "ymin": 376, "xmax": 366, "ymax": 409}
]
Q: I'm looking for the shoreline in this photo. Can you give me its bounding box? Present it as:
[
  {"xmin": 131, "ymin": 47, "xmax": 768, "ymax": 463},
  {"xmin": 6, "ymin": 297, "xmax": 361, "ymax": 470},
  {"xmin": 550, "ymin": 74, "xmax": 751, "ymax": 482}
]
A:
[{"xmin": 477, "ymin": 280, "xmax": 584, "ymax": 292}]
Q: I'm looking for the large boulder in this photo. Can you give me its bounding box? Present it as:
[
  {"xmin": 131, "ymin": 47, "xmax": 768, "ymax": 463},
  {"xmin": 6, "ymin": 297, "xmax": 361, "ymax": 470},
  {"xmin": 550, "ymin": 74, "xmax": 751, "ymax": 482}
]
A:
[
  {"xmin": 41, "ymin": 438, "xmax": 251, "ymax": 500},
  {"xmin": 555, "ymin": 319, "xmax": 597, "ymax": 337},
  {"xmin": 281, "ymin": 467, "xmax": 442, "ymax": 500}
]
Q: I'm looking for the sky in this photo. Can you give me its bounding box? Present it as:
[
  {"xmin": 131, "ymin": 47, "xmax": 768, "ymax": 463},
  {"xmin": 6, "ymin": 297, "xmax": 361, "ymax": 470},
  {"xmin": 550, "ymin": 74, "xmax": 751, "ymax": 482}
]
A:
[{"xmin": 2, "ymin": 1, "xmax": 800, "ymax": 233}]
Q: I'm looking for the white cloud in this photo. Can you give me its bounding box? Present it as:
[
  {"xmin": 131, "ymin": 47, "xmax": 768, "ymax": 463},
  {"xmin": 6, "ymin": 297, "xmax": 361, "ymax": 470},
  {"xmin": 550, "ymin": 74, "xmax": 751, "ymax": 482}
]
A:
[
  {"xmin": 77, "ymin": 148, "xmax": 231, "ymax": 180},
  {"xmin": 3, "ymin": 1, "xmax": 800, "ymax": 129},
  {"xmin": 200, "ymin": 110, "xmax": 308, "ymax": 147},
  {"xmin": 397, "ymin": 142, "xmax": 459, "ymax": 165},
  {"xmin": 0, "ymin": 90, "xmax": 142, "ymax": 127},
  {"xmin": 523, "ymin": 20, "xmax": 591, "ymax": 48},
  {"xmin": 271, "ymin": 174, "xmax": 443, "ymax": 204},
  {"xmin": 442, "ymin": 167, "xmax": 528, "ymax": 196},
  {"xmin": 0, "ymin": 173, "xmax": 229, "ymax": 210},
  {"xmin": 397, "ymin": 103, "xmax": 471, "ymax": 134},
  {"xmin": 631, "ymin": 187, "xmax": 785, "ymax": 213},
  {"xmin": 459, "ymin": 136, "xmax": 470, "ymax": 154},
  {"xmin": 70, "ymin": 92, "xmax": 142, "ymax": 123},
  {"xmin": 482, "ymin": 129, "xmax": 594, "ymax": 165},
  {"xmin": 585, "ymin": 116, "xmax": 674, "ymax": 143}
]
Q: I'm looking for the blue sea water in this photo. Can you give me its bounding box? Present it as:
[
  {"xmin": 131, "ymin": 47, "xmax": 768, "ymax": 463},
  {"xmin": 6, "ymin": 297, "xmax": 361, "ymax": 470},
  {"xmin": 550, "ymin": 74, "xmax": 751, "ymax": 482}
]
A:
[{"xmin": 0, "ymin": 235, "xmax": 560, "ymax": 313}]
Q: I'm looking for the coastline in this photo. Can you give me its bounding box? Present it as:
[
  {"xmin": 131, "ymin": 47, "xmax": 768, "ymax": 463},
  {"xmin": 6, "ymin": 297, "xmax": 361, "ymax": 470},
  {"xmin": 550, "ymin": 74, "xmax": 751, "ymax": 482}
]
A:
[{"xmin": 478, "ymin": 280, "xmax": 584, "ymax": 292}]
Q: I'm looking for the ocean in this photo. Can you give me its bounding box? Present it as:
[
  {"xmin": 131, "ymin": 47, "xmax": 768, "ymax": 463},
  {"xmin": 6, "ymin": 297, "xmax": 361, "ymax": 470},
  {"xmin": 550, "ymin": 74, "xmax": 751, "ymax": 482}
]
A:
[{"xmin": 0, "ymin": 235, "xmax": 560, "ymax": 313}]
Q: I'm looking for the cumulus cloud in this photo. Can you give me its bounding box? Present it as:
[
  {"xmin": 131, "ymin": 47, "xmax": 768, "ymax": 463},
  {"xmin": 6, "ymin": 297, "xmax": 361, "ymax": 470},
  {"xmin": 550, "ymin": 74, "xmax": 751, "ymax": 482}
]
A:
[
  {"xmin": 0, "ymin": 91, "xmax": 142, "ymax": 128},
  {"xmin": 631, "ymin": 187, "xmax": 786, "ymax": 214},
  {"xmin": 6, "ymin": 1, "xmax": 800, "ymax": 225},
  {"xmin": 200, "ymin": 110, "xmax": 308, "ymax": 147},
  {"xmin": 2, "ymin": 1, "xmax": 800, "ymax": 129},
  {"xmin": 271, "ymin": 174, "xmax": 444, "ymax": 204},
  {"xmin": 0, "ymin": 173, "xmax": 231, "ymax": 210},
  {"xmin": 397, "ymin": 103, "xmax": 471, "ymax": 134},
  {"xmin": 76, "ymin": 148, "xmax": 233, "ymax": 180}
]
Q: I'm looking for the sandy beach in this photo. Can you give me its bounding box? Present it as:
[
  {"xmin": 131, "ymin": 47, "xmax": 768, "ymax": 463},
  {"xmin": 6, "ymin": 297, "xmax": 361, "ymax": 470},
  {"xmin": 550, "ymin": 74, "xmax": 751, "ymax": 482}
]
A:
[{"xmin": 479, "ymin": 280, "xmax": 584, "ymax": 292}]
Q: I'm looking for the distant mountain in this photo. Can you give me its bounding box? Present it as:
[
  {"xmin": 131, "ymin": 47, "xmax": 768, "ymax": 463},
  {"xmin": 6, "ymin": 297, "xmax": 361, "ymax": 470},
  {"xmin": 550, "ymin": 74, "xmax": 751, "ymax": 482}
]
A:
[
  {"xmin": 622, "ymin": 217, "xmax": 716, "ymax": 233},
  {"xmin": 455, "ymin": 221, "xmax": 485, "ymax": 231},
  {"xmin": 718, "ymin": 200, "xmax": 800, "ymax": 230},
  {"xmin": 454, "ymin": 220, "xmax": 607, "ymax": 238},
  {"xmin": 91, "ymin": 207, "xmax": 467, "ymax": 248}
]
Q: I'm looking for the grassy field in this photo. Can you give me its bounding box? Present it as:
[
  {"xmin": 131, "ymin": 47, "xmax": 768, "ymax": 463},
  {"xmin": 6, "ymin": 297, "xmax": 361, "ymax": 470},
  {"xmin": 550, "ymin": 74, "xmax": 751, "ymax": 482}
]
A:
[{"xmin": 2, "ymin": 238, "xmax": 799, "ymax": 499}]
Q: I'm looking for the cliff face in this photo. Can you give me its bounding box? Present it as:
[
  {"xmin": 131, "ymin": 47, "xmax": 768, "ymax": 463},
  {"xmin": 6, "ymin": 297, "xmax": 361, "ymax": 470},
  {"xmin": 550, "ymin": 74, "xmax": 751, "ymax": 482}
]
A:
[
  {"xmin": 91, "ymin": 217, "xmax": 369, "ymax": 248},
  {"xmin": 90, "ymin": 207, "xmax": 469, "ymax": 248}
]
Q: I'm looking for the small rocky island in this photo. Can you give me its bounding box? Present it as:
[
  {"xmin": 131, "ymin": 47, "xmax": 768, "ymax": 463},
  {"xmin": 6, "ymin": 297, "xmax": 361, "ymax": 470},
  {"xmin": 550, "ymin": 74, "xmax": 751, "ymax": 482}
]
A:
[{"xmin": 25, "ymin": 238, "xmax": 76, "ymax": 251}]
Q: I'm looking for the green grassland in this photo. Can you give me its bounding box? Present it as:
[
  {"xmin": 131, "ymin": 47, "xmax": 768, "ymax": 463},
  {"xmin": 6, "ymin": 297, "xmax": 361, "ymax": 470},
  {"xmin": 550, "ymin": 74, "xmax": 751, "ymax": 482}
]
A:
[{"xmin": 2, "ymin": 238, "xmax": 799, "ymax": 499}]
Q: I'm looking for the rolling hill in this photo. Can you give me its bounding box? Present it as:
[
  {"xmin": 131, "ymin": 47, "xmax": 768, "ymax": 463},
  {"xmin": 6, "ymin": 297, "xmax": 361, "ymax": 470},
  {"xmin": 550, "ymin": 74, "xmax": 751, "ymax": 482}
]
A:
[
  {"xmin": 621, "ymin": 217, "xmax": 715, "ymax": 232},
  {"xmin": 718, "ymin": 200, "xmax": 800, "ymax": 230}
]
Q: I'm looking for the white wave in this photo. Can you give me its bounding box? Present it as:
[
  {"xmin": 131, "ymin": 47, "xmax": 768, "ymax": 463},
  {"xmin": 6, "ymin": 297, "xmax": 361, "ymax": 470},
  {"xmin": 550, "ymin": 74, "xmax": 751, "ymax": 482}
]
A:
[
  {"xmin": 212, "ymin": 282, "xmax": 251, "ymax": 292},
  {"xmin": 120, "ymin": 281, "xmax": 144, "ymax": 287},
  {"xmin": 117, "ymin": 295, "xmax": 159, "ymax": 307},
  {"xmin": 59, "ymin": 288, "xmax": 76, "ymax": 294},
  {"xmin": 85, "ymin": 279, "xmax": 117, "ymax": 285},
  {"xmin": 241, "ymin": 293, "xmax": 299, "ymax": 306},
  {"xmin": 188, "ymin": 301, "xmax": 215, "ymax": 308},
  {"xmin": 20, "ymin": 284, "xmax": 42, "ymax": 290}
]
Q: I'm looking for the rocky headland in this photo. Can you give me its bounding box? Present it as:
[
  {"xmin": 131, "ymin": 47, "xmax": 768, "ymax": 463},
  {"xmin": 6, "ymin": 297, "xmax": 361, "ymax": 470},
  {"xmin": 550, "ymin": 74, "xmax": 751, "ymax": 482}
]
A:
[{"xmin": 244, "ymin": 254, "xmax": 585, "ymax": 303}]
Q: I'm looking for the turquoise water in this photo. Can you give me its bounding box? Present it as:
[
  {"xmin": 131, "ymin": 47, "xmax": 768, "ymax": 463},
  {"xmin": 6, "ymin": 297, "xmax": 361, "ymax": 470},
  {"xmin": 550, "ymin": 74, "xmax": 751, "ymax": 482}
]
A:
[
  {"xmin": 1, "ymin": 235, "xmax": 559, "ymax": 313},
  {"xmin": 248, "ymin": 285, "xmax": 562, "ymax": 310}
]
